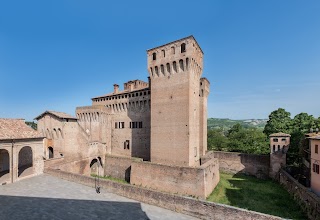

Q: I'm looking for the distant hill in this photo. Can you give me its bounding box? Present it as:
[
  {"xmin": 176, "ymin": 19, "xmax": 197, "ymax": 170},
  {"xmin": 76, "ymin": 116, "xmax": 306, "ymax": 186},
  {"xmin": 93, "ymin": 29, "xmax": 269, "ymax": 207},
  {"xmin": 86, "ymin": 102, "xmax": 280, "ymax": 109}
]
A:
[{"xmin": 207, "ymin": 118, "xmax": 267, "ymax": 130}]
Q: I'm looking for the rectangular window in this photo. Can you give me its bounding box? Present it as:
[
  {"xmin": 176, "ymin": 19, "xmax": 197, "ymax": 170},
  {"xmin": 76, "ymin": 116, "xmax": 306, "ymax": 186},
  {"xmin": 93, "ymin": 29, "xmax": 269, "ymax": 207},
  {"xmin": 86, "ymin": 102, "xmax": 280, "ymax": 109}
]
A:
[
  {"xmin": 130, "ymin": 122, "xmax": 132, "ymax": 128},
  {"xmin": 273, "ymin": 138, "xmax": 278, "ymax": 142},
  {"xmin": 317, "ymin": 165, "xmax": 320, "ymax": 174},
  {"xmin": 313, "ymin": 164, "xmax": 320, "ymax": 174},
  {"xmin": 316, "ymin": 145, "xmax": 318, "ymax": 154},
  {"xmin": 139, "ymin": 122, "xmax": 143, "ymax": 128},
  {"xmin": 121, "ymin": 122, "xmax": 125, "ymax": 129},
  {"xmin": 115, "ymin": 122, "xmax": 118, "ymax": 129},
  {"xmin": 125, "ymin": 140, "xmax": 130, "ymax": 149}
]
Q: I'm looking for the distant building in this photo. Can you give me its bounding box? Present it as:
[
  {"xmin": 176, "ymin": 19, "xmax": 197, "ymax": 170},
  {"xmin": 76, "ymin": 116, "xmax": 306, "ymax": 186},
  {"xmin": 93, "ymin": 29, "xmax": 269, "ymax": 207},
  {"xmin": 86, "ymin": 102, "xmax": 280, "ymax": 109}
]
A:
[
  {"xmin": 309, "ymin": 135, "xmax": 320, "ymax": 196},
  {"xmin": 269, "ymin": 132, "xmax": 290, "ymax": 179},
  {"xmin": 0, "ymin": 118, "xmax": 44, "ymax": 184},
  {"xmin": 34, "ymin": 111, "xmax": 78, "ymax": 160}
]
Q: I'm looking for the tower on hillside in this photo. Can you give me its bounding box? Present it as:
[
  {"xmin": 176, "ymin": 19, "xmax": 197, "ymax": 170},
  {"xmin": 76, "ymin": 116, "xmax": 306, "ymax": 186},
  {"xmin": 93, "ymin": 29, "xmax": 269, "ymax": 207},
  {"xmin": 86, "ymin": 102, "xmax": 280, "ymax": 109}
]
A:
[
  {"xmin": 147, "ymin": 36, "xmax": 208, "ymax": 167},
  {"xmin": 269, "ymin": 132, "xmax": 290, "ymax": 179}
]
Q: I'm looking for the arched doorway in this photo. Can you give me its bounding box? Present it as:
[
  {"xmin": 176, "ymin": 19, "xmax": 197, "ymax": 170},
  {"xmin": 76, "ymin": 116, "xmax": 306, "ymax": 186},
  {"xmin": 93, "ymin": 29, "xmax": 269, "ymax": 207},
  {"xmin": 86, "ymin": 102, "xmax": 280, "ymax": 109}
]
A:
[
  {"xmin": 48, "ymin": 147, "xmax": 54, "ymax": 159},
  {"xmin": 0, "ymin": 149, "xmax": 10, "ymax": 183},
  {"xmin": 18, "ymin": 146, "xmax": 33, "ymax": 178},
  {"xmin": 90, "ymin": 158, "xmax": 99, "ymax": 175}
]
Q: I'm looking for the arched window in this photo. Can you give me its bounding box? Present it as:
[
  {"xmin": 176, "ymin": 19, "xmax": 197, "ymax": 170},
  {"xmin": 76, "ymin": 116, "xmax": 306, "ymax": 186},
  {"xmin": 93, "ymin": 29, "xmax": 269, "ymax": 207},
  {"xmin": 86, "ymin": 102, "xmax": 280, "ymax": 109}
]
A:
[
  {"xmin": 152, "ymin": 52, "xmax": 156, "ymax": 60},
  {"xmin": 179, "ymin": 59, "xmax": 184, "ymax": 71},
  {"xmin": 58, "ymin": 128, "xmax": 63, "ymax": 139},
  {"xmin": 166, "ymin": 63, "xmax": 171, "ymax": 74},
  {"xmin": 173, "ymin": 61, "xmax": 177, "ymax": 73},
  {"xmin": 155, "ymin": 66, "xmax": 159, "ymax": 76},
  {"xmin": 171, "ymin": 46, "xmax": 175, "ymax": 54},
  {"xmin": 150, "ymin": 67, "xmax": 154, "ymax": 77},
  {"xmin": 160, "ymin": 64, "xmax": 165, "ymax": 76},
  {"xmin": 181, "ymin": 43, "xmax": 186, "ymax": 53}
]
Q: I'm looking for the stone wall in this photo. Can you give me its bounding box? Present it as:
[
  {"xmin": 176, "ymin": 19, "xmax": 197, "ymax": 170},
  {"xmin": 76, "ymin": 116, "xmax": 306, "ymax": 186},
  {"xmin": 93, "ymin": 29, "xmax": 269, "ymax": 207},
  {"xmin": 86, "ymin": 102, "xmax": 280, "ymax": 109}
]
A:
[
  {"xmin": 213, "ymin": 151, "xmax": 270, "ymax": 179},
  {"xmin": 279, "ymin": 169, "xmax": 320, "ymax": 220},
  {"xmin": 130, "ymin": 158, "xmax": 219, "ymax": 199},
  {"xmin": 46, "ymin": 156, "xmax": 104, "ymax": 176},
  {"xmin": 104, "ymin": 155, "xmax": 142, "ymax": 182},
  {"xmin": 45, "ymin": 168, "xmax": 282, "ymax": 220}
]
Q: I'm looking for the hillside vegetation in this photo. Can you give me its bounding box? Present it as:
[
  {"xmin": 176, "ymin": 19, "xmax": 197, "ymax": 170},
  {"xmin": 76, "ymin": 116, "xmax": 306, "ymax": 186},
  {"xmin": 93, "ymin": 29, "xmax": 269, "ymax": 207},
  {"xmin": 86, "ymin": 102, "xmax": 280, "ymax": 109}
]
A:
[{"xmin": 208, "ymin": 118, "xmax": 267, "ymax": 130}]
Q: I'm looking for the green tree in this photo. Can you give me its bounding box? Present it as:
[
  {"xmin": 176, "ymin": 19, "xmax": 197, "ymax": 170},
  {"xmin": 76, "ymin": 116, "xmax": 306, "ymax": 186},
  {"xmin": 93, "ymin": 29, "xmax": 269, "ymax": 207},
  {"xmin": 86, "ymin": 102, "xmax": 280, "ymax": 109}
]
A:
[
  {"xmin": 292, "ymin": 113, "xmax": 315, "ymax": 133},
  {"xmin": 207, "ymin": 128, "xmax": 228, "ymax": 151},
  {"xmin": 25, "ymin": 121, "xmax": 37, "ymax": 130},
  {"xmin": 263, "ymin": 108, "xmax": 292, "ymax": 136},
  {"xmin": 227, "ymin": 124, "xmax": 269, "ymax": 154}
]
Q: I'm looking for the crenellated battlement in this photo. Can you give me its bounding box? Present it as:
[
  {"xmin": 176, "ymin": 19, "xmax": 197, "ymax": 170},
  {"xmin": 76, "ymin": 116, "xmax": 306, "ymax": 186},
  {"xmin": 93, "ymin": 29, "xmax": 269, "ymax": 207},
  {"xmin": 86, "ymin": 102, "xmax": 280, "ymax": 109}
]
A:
[{"xmin": 147, "ymin": 36, "xmax": 203, "ymax": 79}]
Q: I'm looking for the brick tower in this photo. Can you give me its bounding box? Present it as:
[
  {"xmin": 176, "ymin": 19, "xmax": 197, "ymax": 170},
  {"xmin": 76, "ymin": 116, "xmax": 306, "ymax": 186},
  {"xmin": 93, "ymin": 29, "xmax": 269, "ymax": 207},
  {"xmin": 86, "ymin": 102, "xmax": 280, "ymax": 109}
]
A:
[{"xmin": 147, "ymin": 36, "xmax": 208, "ymax": 167}]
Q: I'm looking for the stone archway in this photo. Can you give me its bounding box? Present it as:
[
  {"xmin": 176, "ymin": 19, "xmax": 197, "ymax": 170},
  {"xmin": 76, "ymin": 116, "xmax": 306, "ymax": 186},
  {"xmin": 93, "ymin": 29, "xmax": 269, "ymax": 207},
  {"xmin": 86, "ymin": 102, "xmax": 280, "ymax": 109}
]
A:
[
  {"xmin": 48, "ymin": 147, "xmax": 54, "ymax": 159},
  {"xmin": 18, "ymin": 146, "xmax": 33, "ymax": 178},
  {"xmin": 0, "ymin": 149, "xmax": 10, "ymax": 183},
  {"xmin": 90, "ymin": 158, "xmax": 100, "ymax": 175}
]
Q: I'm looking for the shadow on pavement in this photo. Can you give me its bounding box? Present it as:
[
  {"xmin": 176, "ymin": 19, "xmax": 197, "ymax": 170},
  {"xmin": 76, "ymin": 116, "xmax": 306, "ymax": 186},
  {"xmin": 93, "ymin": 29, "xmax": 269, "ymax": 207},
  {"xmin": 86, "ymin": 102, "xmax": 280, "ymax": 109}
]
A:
[{"xmin": 0, "ymin": 195, "xmax": 150, "ymax": 220}]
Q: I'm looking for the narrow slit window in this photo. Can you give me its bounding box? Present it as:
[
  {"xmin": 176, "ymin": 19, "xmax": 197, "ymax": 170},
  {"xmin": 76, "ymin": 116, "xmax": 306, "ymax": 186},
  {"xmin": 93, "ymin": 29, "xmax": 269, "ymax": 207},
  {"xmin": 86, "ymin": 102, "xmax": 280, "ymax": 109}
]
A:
[{"xmin": 181, "ymin": 43, "xmax": 186, "ymax": 53}]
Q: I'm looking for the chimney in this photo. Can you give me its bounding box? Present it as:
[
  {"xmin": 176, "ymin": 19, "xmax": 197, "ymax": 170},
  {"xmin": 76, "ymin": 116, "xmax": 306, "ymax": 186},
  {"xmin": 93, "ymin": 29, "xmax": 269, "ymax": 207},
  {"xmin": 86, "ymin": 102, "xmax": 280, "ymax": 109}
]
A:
[{"xmin": 113, "ymin": 84, "xmax": 119, "ymax": 94}]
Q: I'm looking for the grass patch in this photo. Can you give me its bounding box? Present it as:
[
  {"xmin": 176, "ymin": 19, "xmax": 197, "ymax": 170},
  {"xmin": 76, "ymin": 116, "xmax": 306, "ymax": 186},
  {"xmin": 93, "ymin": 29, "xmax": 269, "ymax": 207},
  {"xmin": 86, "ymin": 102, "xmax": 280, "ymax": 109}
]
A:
[
  {"xmin": 207, "ymin": 172, "xmax": 306, "ymax": 219},
  {"xmin": 90, "ymin": 174, "xmax": 129, "ymax": 184}
]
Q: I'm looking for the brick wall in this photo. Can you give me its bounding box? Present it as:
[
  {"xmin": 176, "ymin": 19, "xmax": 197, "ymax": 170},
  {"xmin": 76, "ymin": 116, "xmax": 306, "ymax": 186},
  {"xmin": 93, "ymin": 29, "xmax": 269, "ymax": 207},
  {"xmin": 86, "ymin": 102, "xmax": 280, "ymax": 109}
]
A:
[
  {"xmin": 44, "ymin": 168, "xmax": 282, "ymax": 220},
  {"xmin": 46, "ymin": 156, "xmax": 102, "ymax": 176},
  {"xmin": 213, "ymin": 151, "xmax": 270, "ymax": 179},
  {"xmin": 130, "ymin": 158, "xmax": 219, "ymax": 199},
  {"xmin": 104, "ymin": 155, "xmax": 142, "ymax": 182},
  {"xmin": 279, "ymin": 169, "xmax": 320, "ymax": 220}
]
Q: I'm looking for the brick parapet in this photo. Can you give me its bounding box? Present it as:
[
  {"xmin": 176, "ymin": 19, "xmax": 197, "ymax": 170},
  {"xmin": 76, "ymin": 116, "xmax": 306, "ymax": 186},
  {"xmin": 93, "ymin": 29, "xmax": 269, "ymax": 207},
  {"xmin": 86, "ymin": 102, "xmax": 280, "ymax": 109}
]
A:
[
  {"xmin": 279, "ymin": 169, "xmax": 320, "ymax": 220},
  {"xmin": 44, "ymin": 168, "xmax": 282, "ymax": 220}
]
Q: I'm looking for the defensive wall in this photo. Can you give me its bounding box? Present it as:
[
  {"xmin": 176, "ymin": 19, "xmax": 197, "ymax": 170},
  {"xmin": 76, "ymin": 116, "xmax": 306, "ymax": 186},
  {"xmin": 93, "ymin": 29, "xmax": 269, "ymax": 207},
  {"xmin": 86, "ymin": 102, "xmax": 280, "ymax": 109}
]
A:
[
  {"xmin": 104, "ymin": 155, "xmax": 142, "ymax": 182},
  {"xmin": 44, "ymin": 156, "xmax": 105, "ymax": 176},
  {"xmin": 44, "ymin": 168, "xmax": 282, "ymax": 220},
  {"xmin": 130, "ymin": 158, "xmax": 219, "ymax": 199},
  {"xmin": 213, "ymin": 151, "xmax": 270, "ymax": 179},
  {"xmin": 279, "ymin": 169, "xmax": 320, "ymax": 220}
]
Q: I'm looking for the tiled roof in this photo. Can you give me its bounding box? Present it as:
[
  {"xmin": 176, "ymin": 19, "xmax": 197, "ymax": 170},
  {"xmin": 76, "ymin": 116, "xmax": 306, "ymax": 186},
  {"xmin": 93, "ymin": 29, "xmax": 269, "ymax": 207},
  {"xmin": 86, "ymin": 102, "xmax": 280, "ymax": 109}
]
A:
[
  {"xmin": 0, "ymin": 118, "xmax": 43, "ymax": 140},
  {"xmin": 269, "ymin": 132, "xmax": 291, "ymax": 137},
  {"xmin": 307, "ymin": 135, "xmax": 320, "ymax": 140},
  {"xmin": 34, "ymin": 111, "xmax": 77, "ymax": 120}
]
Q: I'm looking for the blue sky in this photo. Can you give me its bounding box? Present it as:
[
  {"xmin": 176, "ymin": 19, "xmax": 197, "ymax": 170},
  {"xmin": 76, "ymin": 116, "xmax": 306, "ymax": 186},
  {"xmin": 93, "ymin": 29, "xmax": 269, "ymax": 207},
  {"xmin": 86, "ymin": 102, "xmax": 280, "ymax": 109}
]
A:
[{"xmin": 0, "ymin": 0, "xmax": 320, "ymax": 121}]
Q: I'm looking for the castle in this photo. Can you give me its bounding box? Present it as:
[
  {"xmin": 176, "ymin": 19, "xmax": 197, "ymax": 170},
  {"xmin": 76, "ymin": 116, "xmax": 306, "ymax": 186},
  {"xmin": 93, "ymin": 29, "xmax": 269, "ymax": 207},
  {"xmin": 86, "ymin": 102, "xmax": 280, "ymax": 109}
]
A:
[{"xmin": 34, "ymin": 36, "xmax": 220, "ymax": 198}]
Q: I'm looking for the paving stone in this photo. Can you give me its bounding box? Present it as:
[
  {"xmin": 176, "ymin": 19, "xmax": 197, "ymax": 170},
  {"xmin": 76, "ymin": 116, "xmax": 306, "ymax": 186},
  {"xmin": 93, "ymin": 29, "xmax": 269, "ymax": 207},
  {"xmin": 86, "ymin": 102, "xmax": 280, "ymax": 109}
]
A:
[{"xmin": 0, "ymin": 174, "xmax": 197, "ymax": 220}]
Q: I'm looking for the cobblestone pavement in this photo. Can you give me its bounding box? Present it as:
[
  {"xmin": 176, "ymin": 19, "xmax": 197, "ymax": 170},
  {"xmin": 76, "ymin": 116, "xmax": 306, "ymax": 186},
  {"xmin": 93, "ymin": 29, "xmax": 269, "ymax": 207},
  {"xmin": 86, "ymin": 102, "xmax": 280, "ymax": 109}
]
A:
[{"xmin": 0, "ymin": 174, "xmax": 197, "ymax": 220}]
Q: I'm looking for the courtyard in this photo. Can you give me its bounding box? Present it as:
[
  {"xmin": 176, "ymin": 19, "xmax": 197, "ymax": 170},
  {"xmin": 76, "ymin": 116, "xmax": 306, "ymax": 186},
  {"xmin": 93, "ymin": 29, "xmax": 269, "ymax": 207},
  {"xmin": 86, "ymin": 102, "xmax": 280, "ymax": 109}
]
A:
[{"xmin": 0, "ymin": 174, "xmax": 196, "ymax": 220}]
